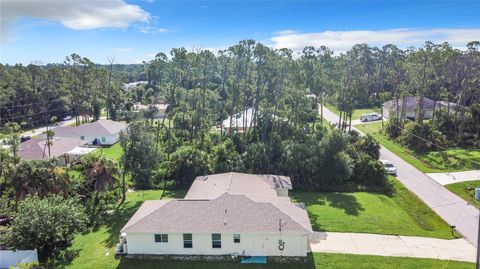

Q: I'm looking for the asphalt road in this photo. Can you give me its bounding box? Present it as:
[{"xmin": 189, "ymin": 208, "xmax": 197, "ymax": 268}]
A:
[{"xmin": 320, "ymin": 106, "xmax": 479, "ymax": 247}]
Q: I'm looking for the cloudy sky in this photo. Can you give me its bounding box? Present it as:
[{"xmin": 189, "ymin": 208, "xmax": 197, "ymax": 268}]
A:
[{"xmin": 1, "ymin": 0, "xmax": 479, "ymax": 64}]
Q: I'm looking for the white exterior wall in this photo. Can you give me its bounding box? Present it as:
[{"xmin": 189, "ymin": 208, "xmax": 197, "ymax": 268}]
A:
[
  {"xmin": 125, "ymin": 232, "xmax": 308, "ymax": 257},
  {"xmin": 79, "ymin": 134, "xmax": 118, "ymax": 145},
  {"xmin": 276, "ymin": 189, "xmax": 289, "ymax": 197}
]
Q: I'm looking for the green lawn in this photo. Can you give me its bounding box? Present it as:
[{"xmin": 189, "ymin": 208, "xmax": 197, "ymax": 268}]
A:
[
  {"xmin": 324, "ymin": 104, "xmax": 381, "ymax": 120},
  {"xmin": 113, "ymin": 253, "xmax": 474, "ymax": 269},
  {"xmin": 292, "ymin": 177, "xmax": 455, "ymax": 239},
  {"xmin": 65, "ymin": 189, "xmax": 185, "ymax": 269},
  {"xmin": 445, "ymin": 180, "xmax": 480, "ymax": 209},
  {"xmin": 92, "ymin": 143, "xmax": 124, "ymax": 162},
  {"xmin": 355, "ymin": 122, "xmax": 480, "ymax": 173}
]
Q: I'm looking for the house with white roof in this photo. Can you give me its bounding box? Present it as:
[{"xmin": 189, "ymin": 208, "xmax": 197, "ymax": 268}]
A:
[{"xmin": 119, "ymin": 172, "xmax": 312, "ymax": 259}]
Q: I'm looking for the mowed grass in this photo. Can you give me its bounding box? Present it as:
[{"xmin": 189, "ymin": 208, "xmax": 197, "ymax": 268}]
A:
[
  {"xmin": 115, "ymin": 253, "xmax": 474, "ymax": 269},
  {"xmin": 324, "ymin": 104, "xmax": 381, "ymax": 120},
  {"xmin": 292, "ymin": 177, "xmax": 455, "ymax": 239},
  {"xmin": 66, "ymin": 189, "xmax": 186, "ymax": 269},
  {"xmin": 445, "ymin": 180, "xmax": 480, "ymax": 209},
  {"xmin": 92, "ymin": 143, "xmax": 124, "ymax": 162},
  {"xmin": 355, "ymin": 122, "xmax": 480, "ymax": 172}
]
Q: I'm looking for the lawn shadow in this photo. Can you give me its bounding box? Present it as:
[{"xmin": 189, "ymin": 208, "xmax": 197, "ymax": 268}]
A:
[{"xmin": 103, "ymin": 200, "xmax": 144, "ymax": 248}]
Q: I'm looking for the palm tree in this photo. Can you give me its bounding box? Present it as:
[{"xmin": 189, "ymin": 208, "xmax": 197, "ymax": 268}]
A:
[{"xmin": 83, "ymin": 155, "xmax": 118, "ymax": 221}]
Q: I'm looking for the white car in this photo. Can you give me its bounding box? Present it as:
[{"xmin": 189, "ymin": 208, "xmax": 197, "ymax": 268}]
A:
[
  {"xmin": 360, "ymin": 113, "xmax": 381, "ymax": 122},
  {"xmin": 380, "ymin": 160, "xmax": 397, "ymax": 176},
  {"xmin": 62, "ymin": 115, "xmax": 72, "ymax": 121}
]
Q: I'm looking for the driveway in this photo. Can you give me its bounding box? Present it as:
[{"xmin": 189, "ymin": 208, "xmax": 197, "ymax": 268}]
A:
[
  {"xmin": 426, "ymin": 170, "xmax": 480, "ymax": 185},
  {"xmin": 309, "ymin": 232, "xmax": 475, "ymax": 262},
  {"xmin": 320, "ymin": 106, "xmax": 479, "ymax": 247},
  {"xmin": 21, "ymin": 119, "xmax": 76, "ymax": 137}
]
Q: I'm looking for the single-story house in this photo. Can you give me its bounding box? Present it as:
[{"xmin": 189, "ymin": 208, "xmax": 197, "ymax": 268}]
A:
[
  {"xmin": 45, "ymin": 119, "xmax": 127, "ymax": 145},
  {"xmin": 119, "ymin": 172, "xmax": 312, "ymax": 259},
  {"xmin": 382, "ymin": 96, "xmax": 457, "ymax": 120},
  {"xmin": 18, "ymin": 137, "xmax": 89, "ymax": 165},
  {"xmin": 123, "ymin": 80, "xmax": 148, "ymax": 90},
  {"xmin": 222, "ymin": 108, "xmax": 256, "ymax": 133},
  {"xmin": 133, "ymin": 103, "xmax": 169, "ymax": 118}
]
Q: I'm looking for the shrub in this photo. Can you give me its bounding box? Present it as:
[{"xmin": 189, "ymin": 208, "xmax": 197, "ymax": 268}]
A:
[
  {"xmin": 398, "ymin": 122, "xmax": 447, "ymax": 153},
  {"xmin": 384, "ymin": 116, "xmax": 402, "ymax": 139}
]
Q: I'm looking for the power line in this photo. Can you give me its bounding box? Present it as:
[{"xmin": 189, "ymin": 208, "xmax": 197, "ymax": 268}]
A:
[
  {"xmin": 0, "ymin": 97, "xmax": 64, "ymax": 109},
  {"xmin": 0, "ymin": 106, "xmax": 68, "ymax": 122}
]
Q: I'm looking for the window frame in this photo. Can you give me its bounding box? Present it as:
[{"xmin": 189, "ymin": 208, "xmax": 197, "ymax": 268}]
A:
[
  {"xmin": 233, "ymin": 234, "xmax": 240, "ymax": 243},
  {"xmin": 183, "ymin": 233, "xmax": 193, "ymax": 248},
  {"xmin": 212, "ymin": 233, "xmax": 222, "ymax": 248},
  {"xmin": 154, "ymin": 234, "xmax": 168, "ymax": 243}
]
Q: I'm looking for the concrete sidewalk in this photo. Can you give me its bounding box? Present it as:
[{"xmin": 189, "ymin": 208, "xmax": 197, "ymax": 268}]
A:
[
  {"xmin": 309, "ymin": 232, "xmax": 476, "ymax": 262},
  {"xmin": 426, "ymin": 170, "xmax": 480, "ymax": 185}
]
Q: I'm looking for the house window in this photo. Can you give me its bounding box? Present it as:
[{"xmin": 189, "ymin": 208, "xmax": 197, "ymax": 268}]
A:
[
  {"xmin": 80, "ymin": 136, "xmax": 84, "ymax": 140},
  {"xmin": 154, "ymin": 234, "xmax": 168, "ymax": 243},
  {"xmin": 234, "ymin": 234, "xmax": 240, "ymax": 243},
  {"xmin": 212, "ymin": 234, "xmax": 221, "ymax": 248},
  {"xmin": 183, "ymin": 234, "xmax": 192, "ymax": 248},
  {"xmin": 101, "ymin": 136, "xmax": 106, "ymax": 142}
]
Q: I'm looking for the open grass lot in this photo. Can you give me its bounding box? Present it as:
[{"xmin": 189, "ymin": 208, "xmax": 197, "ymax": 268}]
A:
[
  {"xmin": 445, "ymin": 180, "xmax": 480, "ymax": 209},
  {"xmin": 324, "ymin": 104, "xmax": 381, "ymax": 120},
  {"xmin": 355, "ymin": 122, "xmax": 480, "ymax": 173},
  {"xmin": 292, "ymin": 178, "xmax": 454, "ymax": 239},
  {"xmin": 92, "ymin": 143, "xmax": 124, "ymax": 162}
]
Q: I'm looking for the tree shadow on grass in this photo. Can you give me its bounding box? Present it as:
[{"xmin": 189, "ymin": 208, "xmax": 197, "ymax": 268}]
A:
[
  {"xmin": 292, "ymin": 192, "xmax": 365, "ymax": 232},
  {"xmin": 103, "ymin": 201, "xmax": 144, "ymax": 248}
]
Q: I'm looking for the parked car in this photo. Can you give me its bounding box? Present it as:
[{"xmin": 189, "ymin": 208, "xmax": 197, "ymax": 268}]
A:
[
  {"xmin": 20, "ymin": 136, "xmax": 31, "ymax": 143},
  {"xmin": 62, "ymin": 115, "xmax": 72, "ymax": 121},
  {"xmin": 360, "ymin": 113, "xmax": 382, "ymax": 122},
  {"xmin": 380, "ymin": 160, "xmax": 397, "ymax": 176}
]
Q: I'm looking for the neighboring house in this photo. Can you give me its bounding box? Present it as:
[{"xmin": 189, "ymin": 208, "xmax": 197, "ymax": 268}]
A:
[
  {"xmin": 133, "ymin": 103, "xmax": 169, "ymax": 118},
  {"xmin": 382, "ymin": 96, "xmax": 457, "ymax": 120},
  {"xmin": 222, "ymin": 108, "xmax": 257, "ymax": 133},
  {"xmin": 45, "ymin": 119, "xmax": 127, "ymax": 145},
  {"xmin": 18, "ymin": 137, "xmax": 88, "ymax": 165},
  {"xmin": 119, "ymin": 172, "xmax": 312, "ymax": 259},
  {"xmin": 123, "ymin": 80, "xmax": 148, "ymax": 90}
]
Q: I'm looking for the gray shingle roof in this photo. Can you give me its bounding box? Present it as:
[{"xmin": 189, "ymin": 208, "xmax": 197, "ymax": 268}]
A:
[
  {"xmin": 185, "ymin": 172, "xmax": 292, "ymax": 201},
  {"xmin": 121, "ymin": 193, "xmax": 311, "ymax": 234},
  {"xmin": 19, "ymin": 137, "xmax": 86, "ymax": 160},
  {"xmin": 41, "ymin": 120, "xmax": 127, "ymax": 138},
  {"xmin": 122, "ymin": 173, "xmax": 311, "ymax": 235}
]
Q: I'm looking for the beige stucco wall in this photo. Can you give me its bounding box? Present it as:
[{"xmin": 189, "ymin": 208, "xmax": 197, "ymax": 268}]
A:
[{"xmin": 125, "ymin": 232, "xmax": 309, "ymax": 257}]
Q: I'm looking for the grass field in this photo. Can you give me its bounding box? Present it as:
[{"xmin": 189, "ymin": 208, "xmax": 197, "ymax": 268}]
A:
[
  {"xmin": 324, "ymin": 104, "xmax": 381, "ymax": 120},
  {"xmin": 64, "ymin": 188, "xmax": 467, "ymax": 269},
  {"xmin": 445, "ymin": 180, "xmax": 480, "ymax": 209},
  {"xmin": 92, "ymin": 143, "xmax": 124, "ymax": 162},
  {"xmin": 292, "ymin": 177, "xmax": 454, "ymax": 239},
  {"xmin": 355, "ymin": 122, "xmax": 480, "ymax": 172},
  {"xmin": 113, "ymin": 253, "xmax": 474, "ymax": 269}
]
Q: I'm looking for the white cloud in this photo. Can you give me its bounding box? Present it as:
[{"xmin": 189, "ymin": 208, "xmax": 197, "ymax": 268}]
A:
[
  {"xmin": 114, "ymin": 47, "xmax": 132, "ymax": 52},
  {"xmin": 271, "ymin": 28, "xmax": 480, "ymax": 52},
  {"xmin": 139, "ymin": 26, "xmax": 173, "ymax": 34},
  {"xmin": 274, "ymin": 29, "xmax": 298, "ymax": 36},
  {"xmin": 1, "ymin": 0, "xmax": 150, "ymax": 41}
]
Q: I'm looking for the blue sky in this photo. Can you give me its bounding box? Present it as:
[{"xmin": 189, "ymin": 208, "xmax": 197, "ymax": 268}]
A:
[{"xmin": 1, "ymin": 0, "xmax": 479, "ymax": 64}]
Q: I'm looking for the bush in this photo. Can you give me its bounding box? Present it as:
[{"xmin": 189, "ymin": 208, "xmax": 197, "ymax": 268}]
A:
[
  {"xmin": 398, "ymin": 122, "xmax": 447, "ymax": 153},
  {"xmin": 384, "ymin": 116, "xmax": 403, "ymax": 139},
  {"xmin": 350, "ymin": 154, "xmax": 391, "ymax": 193},
  {"xmin": 4, "ymin": 196, "xmax": 87, "ymax": 263},
  {"xmin": 354, "ymin": 134, "xmax": 380, "ymax": 160}
]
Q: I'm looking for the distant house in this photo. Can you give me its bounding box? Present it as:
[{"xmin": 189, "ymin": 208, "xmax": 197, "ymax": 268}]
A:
[
  {"xmin": 382, "ymin": 96, "xmax": 457, "ymax": 120},
  {"xmin": 123, "ymin": 81, "xmax": 148, "ymax": 90},
  {"xmin": 18, "ymin": 137, "xmax": 90, "ymax": 165},
  {"xmin": 133, "ymin": 103, "xmax": 169, "ymax": 118},
  {"xmin": 222, "ymin": 108, "xmax": 256, "ymax": 133},
  {"xmin": 46, "ymin": 119, "xmax": 127, "ymax": 145},
  {"xmin": 119, "ymin": 172, "xmax": 312, "ymax": 259}
]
